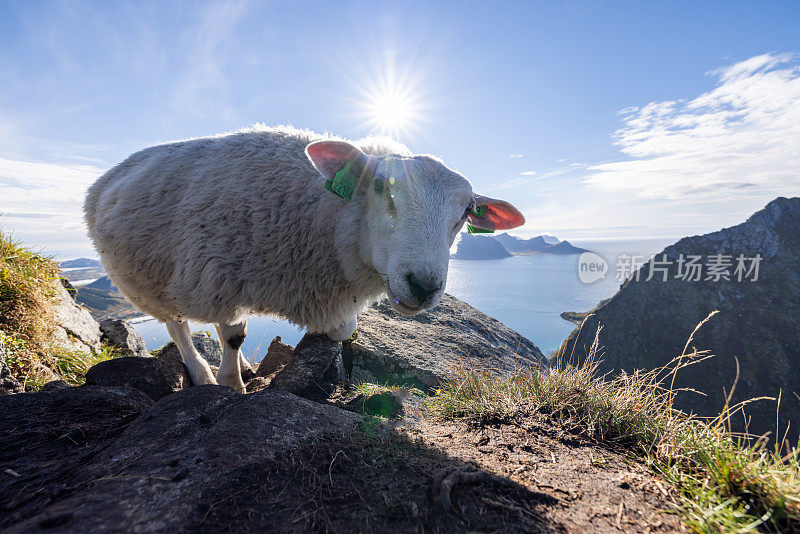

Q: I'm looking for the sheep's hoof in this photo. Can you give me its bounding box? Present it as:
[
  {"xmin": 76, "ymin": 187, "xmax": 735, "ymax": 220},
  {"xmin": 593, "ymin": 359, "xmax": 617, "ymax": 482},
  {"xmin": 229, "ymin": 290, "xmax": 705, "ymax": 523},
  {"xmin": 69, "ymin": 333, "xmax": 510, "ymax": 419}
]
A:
[
  {"xmin": 217, "ymin": 373, "xmax": 246, "ymax": 393},
  {"xmin": 189, "ymin": 369, "xmax": 218, "ymax": 387}
]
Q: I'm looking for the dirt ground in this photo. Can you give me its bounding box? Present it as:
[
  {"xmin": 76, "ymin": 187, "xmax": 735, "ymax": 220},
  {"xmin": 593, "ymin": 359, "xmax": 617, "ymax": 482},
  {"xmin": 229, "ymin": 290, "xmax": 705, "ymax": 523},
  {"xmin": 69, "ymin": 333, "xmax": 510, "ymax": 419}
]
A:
[{"xmin": 198, "ymin": 398, "xmax": 684, "ymax": 533}]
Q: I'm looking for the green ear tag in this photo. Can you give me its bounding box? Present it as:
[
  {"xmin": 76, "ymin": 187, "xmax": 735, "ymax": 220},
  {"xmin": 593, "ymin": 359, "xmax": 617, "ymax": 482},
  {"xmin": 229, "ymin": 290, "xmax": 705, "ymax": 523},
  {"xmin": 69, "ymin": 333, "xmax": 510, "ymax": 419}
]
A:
[
  {"xmin": 467, "ymin": 224, "xmax": 494, "ymax": 234},
  {"xmin": 472, "ymin": 205, "xmax": 487, "ymax": 217},
  {"xmin": 324, "ymin": 161, "xmax": 356, "ymax": 201}
]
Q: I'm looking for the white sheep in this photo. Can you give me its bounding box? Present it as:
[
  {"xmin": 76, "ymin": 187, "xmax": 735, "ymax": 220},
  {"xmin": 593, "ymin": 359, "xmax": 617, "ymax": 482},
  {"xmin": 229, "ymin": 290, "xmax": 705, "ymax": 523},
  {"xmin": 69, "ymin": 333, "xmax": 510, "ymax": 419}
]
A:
[{"xmin": 84, "ymin": 125, "xmax": 524, "ymax": 392}]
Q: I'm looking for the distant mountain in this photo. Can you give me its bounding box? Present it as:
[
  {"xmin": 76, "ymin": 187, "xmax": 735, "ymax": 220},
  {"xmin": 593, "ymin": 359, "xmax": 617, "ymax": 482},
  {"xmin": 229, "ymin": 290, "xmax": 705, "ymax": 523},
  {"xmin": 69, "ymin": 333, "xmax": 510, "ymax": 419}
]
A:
[
  {"xmin": 86, "ymin": 275, "xmax": 117, "ymax": 291},
  {"xmin": 544, "ymin": 240, "xmax": 589, "ymax": 255},
  {"xmin": 451, "ymin": 234, "xmax": 512, "ymax": 260},
  {"xmin": 75, "ymin": 286, "xmax": 143, "ymax": 321},
  {"xmin": 494, "ymin": 234, "xmax": 588, "ymax": 255},
  {"xmin": 60, "ymin": 258, "xmax": 102, "ymax": 269}
]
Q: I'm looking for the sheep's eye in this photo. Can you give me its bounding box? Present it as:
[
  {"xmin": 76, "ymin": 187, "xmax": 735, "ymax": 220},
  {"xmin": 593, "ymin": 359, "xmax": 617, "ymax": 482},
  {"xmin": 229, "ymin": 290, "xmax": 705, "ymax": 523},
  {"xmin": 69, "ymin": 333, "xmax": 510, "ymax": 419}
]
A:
[
  {"xmin": 373, "ymin": 178, "xmax": 384, "ymax": 194},
  {"xmin": 464, "ymin": 200, "xmax": 476, "ymax": 218}
]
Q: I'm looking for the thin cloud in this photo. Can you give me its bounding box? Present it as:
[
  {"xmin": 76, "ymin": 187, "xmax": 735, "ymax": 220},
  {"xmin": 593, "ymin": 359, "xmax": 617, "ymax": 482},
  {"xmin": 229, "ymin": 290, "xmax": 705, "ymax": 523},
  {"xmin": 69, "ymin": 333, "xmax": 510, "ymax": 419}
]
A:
[
  {"xmin": 509, "ymin": 153, "xmax": 524, "ymax": 158},
  {"xmin": 587, "ymin": 53, "xmax": 800, "ymax": 200},
  {"xmin": 0, "ymin": 157, "xmax": 105, "ymax": 256},
  {"xmin": 520, "ymin": 170, "xmax": 537, "ymax": 175}
]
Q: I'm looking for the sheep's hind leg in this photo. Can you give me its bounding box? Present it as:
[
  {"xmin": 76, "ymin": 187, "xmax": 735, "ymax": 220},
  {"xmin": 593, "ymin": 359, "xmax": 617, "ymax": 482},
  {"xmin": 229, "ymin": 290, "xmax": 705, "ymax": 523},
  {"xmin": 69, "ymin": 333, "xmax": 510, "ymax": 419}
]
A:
[
  {"xmin": 215, "ymin": 321, "xmax": 247, "ymax": 393},
  {"xmin": 165, "ymin": 319, "xmax": 217, "ymax": 386}
]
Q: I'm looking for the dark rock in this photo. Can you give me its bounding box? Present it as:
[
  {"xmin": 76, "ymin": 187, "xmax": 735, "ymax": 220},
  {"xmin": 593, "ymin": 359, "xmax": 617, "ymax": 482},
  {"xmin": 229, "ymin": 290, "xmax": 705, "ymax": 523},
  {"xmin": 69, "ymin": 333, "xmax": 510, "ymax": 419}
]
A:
[
  {"xmin": 269, "ymin": 333, "xmax": 343, "ymax": 399},
  {"xmin": 156, "ymin": 331, "xmax": 222, "ymax": 366},
  {"xmin": 41, "ymin": 380, "xmax": 71, "ymax": 392},
  {"xmin": 0, "ymin": 385, "xmax": 153, "ymax": 529},
  {"xmin": 100, "ymin": 318, "xmax": 149, "ymax": 357},
  {"xmin": 563, "ymin": 197, "xmax": 800, "ymax": 445},
  {"xmin": 0, "ymin": 341, "xmax": 23, "ymax": 395},
  {"xmin": 351, "ymin": 294, "xmax": 546, "ymax": 391},
  {"xmin": 246, "ymin": 376, "xmax": 270, "ymax": 392},
  {"xmin": 85, "ymin": 355, "xmax": 191, "ymax": 401},
  {"xmin": 256, "ymin": 336, "xmax": 295, "ymax": 377},
  {"xmin": 0, "ymin": 387, "xmax": 358, "ymax": 533}
]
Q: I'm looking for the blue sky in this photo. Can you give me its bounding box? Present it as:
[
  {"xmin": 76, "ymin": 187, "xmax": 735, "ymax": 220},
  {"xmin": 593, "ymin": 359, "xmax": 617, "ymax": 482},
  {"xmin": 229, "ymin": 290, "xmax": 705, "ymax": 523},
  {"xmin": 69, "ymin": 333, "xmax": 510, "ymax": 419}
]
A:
[{"xmin": 1, "ymin": 0, "xmax": 799, "ymax": 258}]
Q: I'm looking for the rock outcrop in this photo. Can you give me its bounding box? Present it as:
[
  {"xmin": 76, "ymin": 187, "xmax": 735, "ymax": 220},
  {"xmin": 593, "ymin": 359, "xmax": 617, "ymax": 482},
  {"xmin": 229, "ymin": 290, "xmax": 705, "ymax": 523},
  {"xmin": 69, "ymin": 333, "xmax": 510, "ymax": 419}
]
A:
[
  {"xmin": 85, "ymin": 351, "xmax": 191, "ymax": 401},
  {"xmin": 99, "ymin": 318, "xmax": 149, "ymax": 357},
  {"xmin": 50, "ymin": 280, "xmax": 102, "ymax": 353},
  {"xmin": 0, "ymin": 386, "xmax": 359, "ymax": 532},
  {"xmin": 156, "ymin": 331, "xmax": 222, "ymax": 366},
  {"xmin": 350, "ymin": 294, "xmax": 545, "ymax": 390},
  {"xmin": 563, "ymin": 197, "xmax": 800, "ymax": 444}
]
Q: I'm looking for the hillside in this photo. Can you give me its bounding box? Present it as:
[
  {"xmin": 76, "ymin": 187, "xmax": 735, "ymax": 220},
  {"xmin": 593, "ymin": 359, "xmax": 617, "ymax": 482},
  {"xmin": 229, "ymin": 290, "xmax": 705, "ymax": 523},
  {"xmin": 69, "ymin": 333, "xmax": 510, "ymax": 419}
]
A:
[
  {"xmin": 563, "ymin": 197, "xmax": 800, "ymax": 446},
  {"xmin": 3, "ymin": 234, "xmax": 799, "ymax": 532}
]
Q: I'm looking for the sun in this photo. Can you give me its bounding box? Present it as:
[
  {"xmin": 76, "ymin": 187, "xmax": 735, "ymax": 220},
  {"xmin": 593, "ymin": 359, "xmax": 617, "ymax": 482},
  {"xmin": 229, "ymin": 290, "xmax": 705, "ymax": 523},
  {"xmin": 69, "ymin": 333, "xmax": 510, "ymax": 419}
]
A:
[
  {"xmin": 370, "ymin": 92, "xmax": 411, "ymax": 132},
  {"xmin": 350, "ymin": 56, "xmax": 430, "ymax": 140}
]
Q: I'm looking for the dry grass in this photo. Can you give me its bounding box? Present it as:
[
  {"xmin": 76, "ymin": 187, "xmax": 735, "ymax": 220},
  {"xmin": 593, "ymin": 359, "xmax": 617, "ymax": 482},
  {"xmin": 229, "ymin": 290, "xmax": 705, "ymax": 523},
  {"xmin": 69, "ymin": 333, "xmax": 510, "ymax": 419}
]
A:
[
  {"xmin": 429, "ymin": 315, "xmax": 800, "ymax": 532},
  {"xmin": 0, "ymin": 231, "xmax": 114, "ymax": 389}
]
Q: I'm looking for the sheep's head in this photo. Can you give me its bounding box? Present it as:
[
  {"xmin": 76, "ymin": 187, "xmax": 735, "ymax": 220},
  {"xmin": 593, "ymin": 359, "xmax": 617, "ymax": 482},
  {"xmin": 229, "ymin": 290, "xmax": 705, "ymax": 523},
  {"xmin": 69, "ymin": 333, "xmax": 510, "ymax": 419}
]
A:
[{"xmin": 306, "ymin": 140, "xmax": 524, "ymax": 315}]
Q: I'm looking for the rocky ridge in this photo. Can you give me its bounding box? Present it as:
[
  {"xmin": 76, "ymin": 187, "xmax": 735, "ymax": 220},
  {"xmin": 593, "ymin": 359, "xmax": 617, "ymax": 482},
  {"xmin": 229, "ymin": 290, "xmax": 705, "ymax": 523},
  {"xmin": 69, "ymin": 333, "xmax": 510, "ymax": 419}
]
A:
[{"xmin": 563, "ymin": 197, "xmax": 800, "ymax": 444}]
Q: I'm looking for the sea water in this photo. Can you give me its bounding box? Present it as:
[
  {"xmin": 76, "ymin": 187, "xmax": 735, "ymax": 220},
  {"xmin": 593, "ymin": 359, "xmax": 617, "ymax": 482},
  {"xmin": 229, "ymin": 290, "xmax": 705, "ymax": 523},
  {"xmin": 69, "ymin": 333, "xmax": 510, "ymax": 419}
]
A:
[{"xmin": 132, "ymin": 238, "xmax": 674, "ymax": 360}]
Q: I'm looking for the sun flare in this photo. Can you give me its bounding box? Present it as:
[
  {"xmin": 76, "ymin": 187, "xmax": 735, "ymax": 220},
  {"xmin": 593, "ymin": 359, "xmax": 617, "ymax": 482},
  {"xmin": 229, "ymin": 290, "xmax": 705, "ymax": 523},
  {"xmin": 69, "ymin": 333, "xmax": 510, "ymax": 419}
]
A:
[
  {"xmin": 352, "ymin": 57, "xmax": 430, "ymax": 140},
  {"xmin": 370, "ymin": 93, "xmax": 411, "ymax": 132}
]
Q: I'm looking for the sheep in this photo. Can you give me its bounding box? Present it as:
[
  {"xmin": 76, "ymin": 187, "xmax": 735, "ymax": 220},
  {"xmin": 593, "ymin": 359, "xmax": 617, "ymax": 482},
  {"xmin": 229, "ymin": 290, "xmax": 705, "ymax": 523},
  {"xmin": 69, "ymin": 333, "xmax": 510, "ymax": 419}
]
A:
[{"xmin": 84, "ymin": 125, "xmax": 525, "ymax": 392}]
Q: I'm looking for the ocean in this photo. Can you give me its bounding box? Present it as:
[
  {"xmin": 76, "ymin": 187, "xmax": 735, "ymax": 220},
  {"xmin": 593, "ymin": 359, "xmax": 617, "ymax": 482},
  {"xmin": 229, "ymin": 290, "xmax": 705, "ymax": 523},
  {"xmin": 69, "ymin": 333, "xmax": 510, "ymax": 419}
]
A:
[{"xmin": 132, "ymin": 238, "xmax": 675, "ymax": 360}]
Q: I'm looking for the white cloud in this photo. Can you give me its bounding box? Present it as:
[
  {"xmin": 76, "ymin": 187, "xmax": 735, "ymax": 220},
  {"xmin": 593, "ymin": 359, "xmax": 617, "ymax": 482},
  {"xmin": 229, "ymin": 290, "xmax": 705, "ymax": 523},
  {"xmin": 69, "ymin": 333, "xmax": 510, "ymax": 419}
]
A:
[
  {"xmin": 587, "ymin": 53, "xmax": 800, "ymax": 200},
  {"xmin": 0, "ymin": 157, "xmax": 105, "ymax": 258},
  {"xmin": 520, "ymin": 170, "xmax": 536, "ymax": 175},
  {"xmin": 509, "ymin": 153, "xmax": 524, "ymax": 158}
]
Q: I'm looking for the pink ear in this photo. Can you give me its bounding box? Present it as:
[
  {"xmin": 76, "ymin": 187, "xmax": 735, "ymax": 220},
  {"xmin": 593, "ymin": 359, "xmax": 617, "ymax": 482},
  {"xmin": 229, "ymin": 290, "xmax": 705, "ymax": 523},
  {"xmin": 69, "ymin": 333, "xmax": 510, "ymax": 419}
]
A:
[
  {"xmin": 305, "ymin": 140, "xmax": 365, "ymax": 180},
  {"xmin": 468, "ymin": 194, "xmax": 525, "ymax": 230}
]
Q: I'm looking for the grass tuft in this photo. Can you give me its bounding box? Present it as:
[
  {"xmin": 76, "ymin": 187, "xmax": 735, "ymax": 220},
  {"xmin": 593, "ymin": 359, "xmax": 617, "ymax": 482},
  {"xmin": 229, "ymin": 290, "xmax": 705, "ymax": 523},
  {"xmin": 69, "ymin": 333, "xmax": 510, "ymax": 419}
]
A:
[
  {"xmin": 429, "ymin": 315, "xmax": 800, "ymax": 532},
  {"xmin": 0, "ymin": 231, "xmax": 114, "ymax": 389}
]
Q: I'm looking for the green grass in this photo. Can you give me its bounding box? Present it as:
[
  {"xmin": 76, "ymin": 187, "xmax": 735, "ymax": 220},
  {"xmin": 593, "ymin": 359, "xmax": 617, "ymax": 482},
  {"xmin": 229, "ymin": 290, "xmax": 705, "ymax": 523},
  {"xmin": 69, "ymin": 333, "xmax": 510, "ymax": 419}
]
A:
[
  {"xmin": 428, "ymin": 316, "xmax": 800, "ymax": 532},
  {"xmin": 1, "ymin": 231, "xmax": 115, "ymax": 389}
]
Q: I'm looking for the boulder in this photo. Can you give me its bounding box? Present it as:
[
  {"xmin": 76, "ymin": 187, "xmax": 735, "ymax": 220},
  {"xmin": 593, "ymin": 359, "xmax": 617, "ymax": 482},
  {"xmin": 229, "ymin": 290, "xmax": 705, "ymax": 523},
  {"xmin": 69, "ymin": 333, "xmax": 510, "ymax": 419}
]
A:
[
  {"xmin": 85, "ymin": 353, "xmax": 191, "ymax": 401},
  {"xmin": 99, "ymin": 318, "xmax": 149, "ymax": 357},
  {"xmin": 156, "ymin": 331, "xmax": 222, "ymax": 366},
  {"xmin": 256, "ymin": 336, "xmax": 295, "ymax": 378},
  {"xmin": 351, "ymin": 294, "xmax": 545, "ymax": 391},
  {"xmin": 564, "ymin": 197, "xmax": 800, "ymax": 444},
  {"xmin": 50, "ymin": 280, "xmax": 102, "ymax": 353},
  {"xmin": 269, "ymin": 333, "xmax": 344, "ymax": 399},
  {"xmin": 0, "ymin": 386, "xmax": 359, "ymax": 533}
]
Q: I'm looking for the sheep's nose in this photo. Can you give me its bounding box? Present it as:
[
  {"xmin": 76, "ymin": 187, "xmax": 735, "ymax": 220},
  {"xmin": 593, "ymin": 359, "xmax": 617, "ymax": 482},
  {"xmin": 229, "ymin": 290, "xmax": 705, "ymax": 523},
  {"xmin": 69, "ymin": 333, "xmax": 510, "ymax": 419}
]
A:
[{"xmin": 405, "ymin": 272, "xmax": 441, "ymax": 303}]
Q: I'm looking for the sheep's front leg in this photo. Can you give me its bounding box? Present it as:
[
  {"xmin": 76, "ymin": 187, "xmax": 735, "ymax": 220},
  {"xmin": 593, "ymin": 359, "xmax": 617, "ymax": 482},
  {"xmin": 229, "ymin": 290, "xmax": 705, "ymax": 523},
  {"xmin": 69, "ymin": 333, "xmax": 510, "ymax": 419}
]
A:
[
  {"xmin": 165, "ymin": 319, "xmax": 217, "ymax": 386},
  {"xmin": 215, "ymin": 321, "xmax": 247, "ymax": 393}
]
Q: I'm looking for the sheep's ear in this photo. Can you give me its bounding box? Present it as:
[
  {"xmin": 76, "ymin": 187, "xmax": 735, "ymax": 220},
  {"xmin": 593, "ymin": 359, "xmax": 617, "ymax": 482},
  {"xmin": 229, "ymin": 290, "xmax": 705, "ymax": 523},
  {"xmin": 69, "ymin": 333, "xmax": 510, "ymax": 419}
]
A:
[
  {"xmin": 468, "ymin": 194, "xmax": 525, "ymax": 231},
  {"xmin": 305, "ymin": 140, "xmax": 368, "ymax": 181}
]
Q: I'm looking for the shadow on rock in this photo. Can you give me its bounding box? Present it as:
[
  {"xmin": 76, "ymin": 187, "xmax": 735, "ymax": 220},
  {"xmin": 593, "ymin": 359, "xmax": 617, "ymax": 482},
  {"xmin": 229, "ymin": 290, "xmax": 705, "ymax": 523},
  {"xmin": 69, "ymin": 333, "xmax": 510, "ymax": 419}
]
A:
[{"xmin": 0, "ymin": 385, "xmax": 559, "ymax": 533}]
